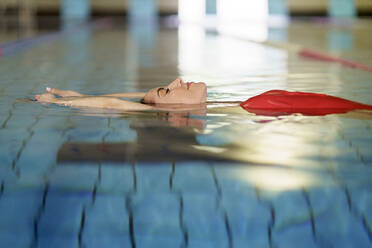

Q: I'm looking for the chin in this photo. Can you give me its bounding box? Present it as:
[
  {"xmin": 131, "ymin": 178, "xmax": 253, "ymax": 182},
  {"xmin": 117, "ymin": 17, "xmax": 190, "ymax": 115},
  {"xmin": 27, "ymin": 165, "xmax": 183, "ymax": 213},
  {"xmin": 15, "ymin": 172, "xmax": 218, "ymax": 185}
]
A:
[{"xmin": 199, "ymin": 83, "xmax": 207, "ymax": 103}]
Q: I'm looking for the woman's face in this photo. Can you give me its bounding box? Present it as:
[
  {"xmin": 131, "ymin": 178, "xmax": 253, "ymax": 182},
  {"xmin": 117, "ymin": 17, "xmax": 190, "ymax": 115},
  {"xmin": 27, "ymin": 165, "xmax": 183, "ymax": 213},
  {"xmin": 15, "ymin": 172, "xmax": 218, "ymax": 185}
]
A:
[{"xmin": 143, "ymin": 78, "xmax": 207, "ymax": 104}]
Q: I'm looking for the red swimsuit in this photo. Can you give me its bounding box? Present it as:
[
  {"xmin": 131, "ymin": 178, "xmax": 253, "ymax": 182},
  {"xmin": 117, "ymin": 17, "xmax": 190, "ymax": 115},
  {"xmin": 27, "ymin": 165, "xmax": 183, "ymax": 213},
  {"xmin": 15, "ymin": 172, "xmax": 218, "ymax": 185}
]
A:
[{"xmin": 240, "ymin": 90, "xmax": 372, "ymax": 116}]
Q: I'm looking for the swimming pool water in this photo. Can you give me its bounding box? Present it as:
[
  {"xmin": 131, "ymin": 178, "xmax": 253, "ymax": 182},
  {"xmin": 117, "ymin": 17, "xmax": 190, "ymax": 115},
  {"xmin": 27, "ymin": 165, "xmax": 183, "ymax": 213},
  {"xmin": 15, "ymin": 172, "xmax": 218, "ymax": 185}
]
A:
[{"xmin": 0, "ymin": 18, "xmax": 372, "ymax": 247}]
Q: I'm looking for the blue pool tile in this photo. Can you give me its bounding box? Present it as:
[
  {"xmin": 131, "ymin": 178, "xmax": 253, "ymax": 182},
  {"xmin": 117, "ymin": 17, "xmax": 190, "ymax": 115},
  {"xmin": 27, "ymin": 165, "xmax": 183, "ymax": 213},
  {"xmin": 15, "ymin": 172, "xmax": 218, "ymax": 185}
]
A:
[
  {"xmin": 38, "ymin": 235, "xmax": 78, "ymax": 248},
  {"xmin": 0, "ymin": 231, "xmax": 34, "ymax": 248},
  {"xmin": 83, "ymin": 194, "xmax": 131, "ymax": 247},
  {"xmin": 334, "ymin": 165, "xmax": 372, "ymax": 188},
  {"xmin": 233, "ymin": 237, "xmax": 270, "ymax": 248},
  {"xmin": 0, "ymin": 191, "xmax": 43, "ymax": 247},
  {"xmin": 84, "ymin": 194, "xmax": 129, "ymax": 235},
  {"xmin": 213, "ymin": 165, "xmax": 257, "ymax": 196},
  {"xmin": 308, "ymin": 188, "xmax": 371, "ymax": 247},
  {"xmin": 82, "ymin": 235, "xmax": 131, "ymax": 248},
  {"xmin": 5, "ymin": 173, "xmax": 47, "ymax": 192},
  {"xmin": 1, "ymin": 117, "xmax": 29, "ymax": 131},
  {"xmin": 48, "ymin": 164, "xmax": 98, "ymax": 191},
  {"xmin": 0, "ymin": 128, "xmax": 29, "ymax": 143},
  {"xmin": 136, "ymin": 162, "xmax": 172, "ymax": 193},
  {"xmin": 342, "ymin": 126, "xmax": 372, "ymax": 140},
  {"xmin": 0, "ymin": 165, "xmax": 17, "ymax": 184},
  {"xmin": 15, "ymin": 131, "xmax": 63, "ymax": 175},
  {"xmin": 135, "ymin": 235, "xmax": 183, "ymax": 248},
  {"xmin": 221, "ymin": 193, "xmax": 271, "ymax": 247},
  {"xmin": 33, "ymin": 115, "xmax": 69, "ymax": 131},
  {"xmin": 272, "ymin": 222, "xmax": 317, "ymax": 248},
  {"xmin": 66, "ymin": 128, "xmax": 110, "ymax": 142},
  {"xmin": 64, "ymin": 116, "xmax": 110, "ymax": 142},
  {"xmin": 38, "ymin": 192, "xmax": 90, "ymax": 236},
  {"xmin": 349, "ymin": 186, "xmax": 372, "ymax": 227},
  {"xmin": 172, "ymin": 162, "xmax": 217, "ymax": 194},
  {"xmin": 0, "ymin": 191, "xmax": 43, "ymax": 227},
  {"xmin": 182, "ymin": 193, "xmax": 229, "ymax": 247},
  {"xmin": 131, "ymin": 193, "xmax": 182, "ymax": 242},
  {"xmin": 271, "ymin": 191, "xmax": 311, "ymax": 230},
  {"xmin": 187, "ymin": 238, "xmax": 228, "ymax": 248},
  {"xmin": 270, "ymin": 192, "xmax": 315, "ymax": 247},
  {"xmin": 98, "ymin": 163, "xmax": 134, "ymax": 193},
  {"xmin": 0, "ymin": 130, "xmax": 27, "ymax": 165},
  {"xmin": 3, "ymin": 111, "xmax": 40, "ymax": 130},
  {"xmin": 0, "ymin": 110, "xmax": 9, "ymax": 127},
  {"xmin": 103, "ymin": 130, "xmax": 137, "ymax": 142},
  {"xmin": 104, "ymin": 118, "xmax": 137, "ymax": 142},
  {"xmin": 68, "ymin": 115, "xmax": 109, "ymax": 128}
]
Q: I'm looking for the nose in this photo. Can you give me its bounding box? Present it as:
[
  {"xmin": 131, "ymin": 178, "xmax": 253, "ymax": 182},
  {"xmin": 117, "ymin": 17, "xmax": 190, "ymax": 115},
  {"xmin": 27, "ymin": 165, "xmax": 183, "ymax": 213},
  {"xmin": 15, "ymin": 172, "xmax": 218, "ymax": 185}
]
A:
[{"xmin": 168, "ymin": 78, "xmax": 184, "ymax": 89}]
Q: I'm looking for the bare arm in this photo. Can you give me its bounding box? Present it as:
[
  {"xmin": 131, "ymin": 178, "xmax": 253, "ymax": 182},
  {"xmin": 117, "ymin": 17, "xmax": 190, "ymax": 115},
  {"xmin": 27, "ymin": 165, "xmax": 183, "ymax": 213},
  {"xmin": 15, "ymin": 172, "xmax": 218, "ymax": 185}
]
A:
[
  {"xmin": 100, "ymin": 92, "xmax": 146, "ymax": 98},
  {"xmin": 46, "ymin": 87, "xmax": 146, "ymax": 99},
  {"xmin": 36, "ymin": 93, "xmax": 154, "ymax": 111}
]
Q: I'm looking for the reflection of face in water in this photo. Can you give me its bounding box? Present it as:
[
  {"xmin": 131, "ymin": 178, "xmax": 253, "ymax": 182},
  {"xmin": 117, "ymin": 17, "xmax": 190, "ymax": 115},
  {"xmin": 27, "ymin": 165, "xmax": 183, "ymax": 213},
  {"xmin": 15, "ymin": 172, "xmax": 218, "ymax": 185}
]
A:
[
  {"xmin": 58, "ymin": 109, "xmax": 219, "ymax": 163},
  {"xmin": 155, "ymin": 109, "xmax": 206, "ymax": 129},
  {"xmin": 131, "ymin": 109, "xmax": 206, "ymax": 152}
]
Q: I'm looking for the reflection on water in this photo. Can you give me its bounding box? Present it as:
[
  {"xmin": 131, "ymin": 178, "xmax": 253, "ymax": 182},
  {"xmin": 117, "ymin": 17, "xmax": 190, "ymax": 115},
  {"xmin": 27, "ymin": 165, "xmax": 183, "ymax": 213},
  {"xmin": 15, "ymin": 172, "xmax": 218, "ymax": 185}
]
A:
[
  {"xmin": 54, "ymin": 102, "xmax": 372, "ymax": 193},
  {"xmin": 1, "ymin": 19, "xmax": 372, "ymax": 247},
  {"xmin": 1, "ymin": 20, "xmax": 372, "ymax": 192},
  {"xmin": 235, "ymin": 166, "xmax": 318, "ymax": 191}
]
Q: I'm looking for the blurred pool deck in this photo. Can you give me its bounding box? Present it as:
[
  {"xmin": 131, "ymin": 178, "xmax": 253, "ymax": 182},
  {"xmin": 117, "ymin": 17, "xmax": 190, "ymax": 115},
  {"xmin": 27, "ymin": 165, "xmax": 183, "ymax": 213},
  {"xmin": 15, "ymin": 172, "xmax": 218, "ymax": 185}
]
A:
[{"xmin": 0, "ymin": 17, "xmax": 372, "ymax": 247}]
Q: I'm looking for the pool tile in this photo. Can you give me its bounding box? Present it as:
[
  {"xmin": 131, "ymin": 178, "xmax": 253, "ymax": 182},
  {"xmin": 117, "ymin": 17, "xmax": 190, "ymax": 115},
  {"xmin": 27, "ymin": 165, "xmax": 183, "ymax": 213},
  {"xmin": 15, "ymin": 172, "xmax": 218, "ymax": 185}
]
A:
[
  {"xmin": 131, "ymin": 193, "xmax": 183, "ymax": 242},
  {"xmin": 182, "ymin": 193, "xmax": 228, "ymax": 246},
  {"xmin": 38, "ymin": 192, "xmax": 90, "ymax": 235},
  {"xmin": 84, "ymin": 195, "xmax": 129, "ymax": 233},
  {"xmin": 308, "ymin": 188, "xmax": 371, "ymax": 247},
  {"xmin": 97, "ymin": 163, "xmax": 134, "ymax": 193},
  {"xmin": 172, "ymin": 162, "xmax": 218, "ymax": 194},
  {"xmin": 48, "ymin": 164, "xmax": 99, "ymax": 191},
  {"xmin": 0, "ymin": 191, "xmax": 44, "ymax": 247},
  {"xmin": 82, "ymin": 235, "xmax": 131, "ymax": 248},
  {"xmin": 221, "ymin": 193, "xmax": 271, "ymax": 247},
  {"xmin": 38, "ymin": 235, "xmax": 79, "ymax": 248},
  {"xmin": 136, "ymin": 162, "xmax": 173, "ymax": 193},
  {"xmin": 272, "ymin": 223, "xmax": 317, "ymax": 248},
  {"xmin": 83, "ymin": 194, "xmax": 130, "ymax": 245},
  {"xmin": 271, "ymin": 191, "xmax": 311, "ymax": 230}
]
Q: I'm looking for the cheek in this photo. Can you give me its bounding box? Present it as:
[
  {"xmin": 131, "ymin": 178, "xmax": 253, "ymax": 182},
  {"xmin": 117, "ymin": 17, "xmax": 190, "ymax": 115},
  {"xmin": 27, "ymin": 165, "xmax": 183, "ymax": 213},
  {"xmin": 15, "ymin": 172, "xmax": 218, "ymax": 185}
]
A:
[
  {"xmin": 143, "ymin": 95, "xmax": 152, "ymax": 103},
  {"xmin": 144, "ymin": 89, "xmax": 161, "ymax": 103}
]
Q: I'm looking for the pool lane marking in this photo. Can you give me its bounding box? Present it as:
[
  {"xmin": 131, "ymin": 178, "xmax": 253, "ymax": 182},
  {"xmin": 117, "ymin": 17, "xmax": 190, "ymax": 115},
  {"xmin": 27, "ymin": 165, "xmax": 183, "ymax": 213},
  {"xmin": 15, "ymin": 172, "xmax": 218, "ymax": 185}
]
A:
[
  {"xmin": 259, "ymin": 39, "xmax": 372, "ymax": 72},
  {"xmin": 208, "ymin": 30, "xmax": 372, "ymax": 72},
  {"xmin": 0, "ymin": 18, "xmax": 112, "ymax": 58},
  {"xmin": 253, "ymin": 37, "xmax": 372, "ymax": 72},
  {"xmin": 298, "ymin": 48, "xmax": 372, "ymax": 72}
]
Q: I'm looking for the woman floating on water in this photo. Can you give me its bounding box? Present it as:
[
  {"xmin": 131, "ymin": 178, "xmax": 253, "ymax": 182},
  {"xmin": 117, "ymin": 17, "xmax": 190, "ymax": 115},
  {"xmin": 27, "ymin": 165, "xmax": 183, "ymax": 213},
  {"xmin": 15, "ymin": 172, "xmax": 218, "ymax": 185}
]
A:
[
  {"xmin": 35, "ymin": 78, "xmax": 207, "ymax": 112},
  {"xmin": 35, "ymin": 77, "xmax": 372, "ymax": 116}
]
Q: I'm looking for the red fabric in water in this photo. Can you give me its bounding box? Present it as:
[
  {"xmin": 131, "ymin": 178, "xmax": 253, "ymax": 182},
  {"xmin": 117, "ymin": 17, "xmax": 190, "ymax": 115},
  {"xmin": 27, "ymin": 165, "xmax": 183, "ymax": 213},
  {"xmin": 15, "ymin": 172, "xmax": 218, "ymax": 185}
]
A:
[{"xmin": 240, "ymin": 90, "xmax": 372, "ymax": 116}]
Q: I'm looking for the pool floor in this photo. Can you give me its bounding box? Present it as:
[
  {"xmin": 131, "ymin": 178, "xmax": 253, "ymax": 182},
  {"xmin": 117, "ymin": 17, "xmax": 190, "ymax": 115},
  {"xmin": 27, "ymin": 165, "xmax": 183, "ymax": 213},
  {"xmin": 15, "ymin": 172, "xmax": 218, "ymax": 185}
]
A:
[{"xmin": 0, "ymin": 17, "xmax": 372, "ymax": 247}]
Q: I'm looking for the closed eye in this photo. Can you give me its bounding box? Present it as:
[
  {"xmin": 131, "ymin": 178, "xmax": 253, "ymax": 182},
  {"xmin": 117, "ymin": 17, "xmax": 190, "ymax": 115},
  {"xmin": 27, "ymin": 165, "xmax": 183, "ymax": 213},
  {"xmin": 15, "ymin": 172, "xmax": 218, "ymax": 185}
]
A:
[
  {"xmin": 157, "ymin": 87, "xmax": 164, "ymax": 97},
  {"xmin": 157, "ymin": 87, "xmax": 171, "ymax": 97}
]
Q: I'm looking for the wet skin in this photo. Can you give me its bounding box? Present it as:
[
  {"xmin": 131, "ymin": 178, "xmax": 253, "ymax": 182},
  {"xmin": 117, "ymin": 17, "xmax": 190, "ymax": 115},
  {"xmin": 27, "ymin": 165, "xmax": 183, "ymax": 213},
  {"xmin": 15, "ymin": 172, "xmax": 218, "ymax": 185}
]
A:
[{"xmin": 34, "ymin": 78, "xmax": 207, "ymax": 111}]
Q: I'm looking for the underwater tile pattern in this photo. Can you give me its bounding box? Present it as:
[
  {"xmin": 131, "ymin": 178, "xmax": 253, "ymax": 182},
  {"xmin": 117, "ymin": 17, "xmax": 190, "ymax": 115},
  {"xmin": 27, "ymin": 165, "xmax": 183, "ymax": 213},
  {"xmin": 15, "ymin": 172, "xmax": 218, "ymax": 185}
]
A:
[{"xmin": 0, "ymin": 19, "xmax": 372, "ymax": 247}]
